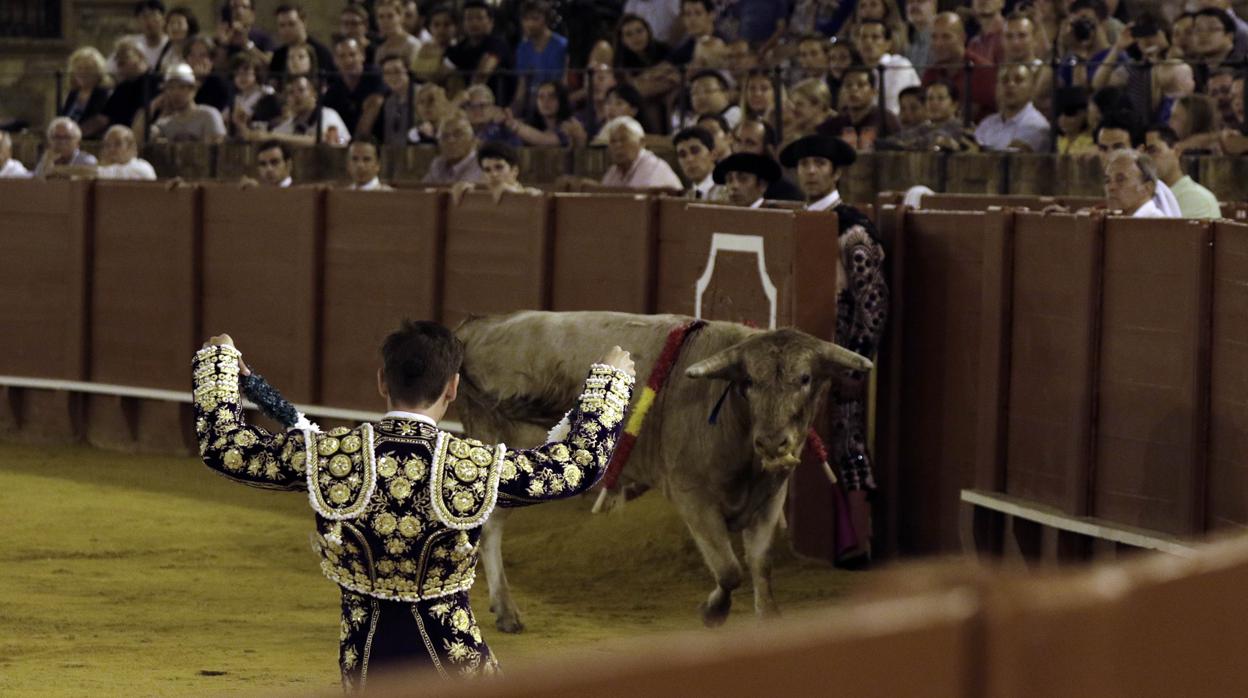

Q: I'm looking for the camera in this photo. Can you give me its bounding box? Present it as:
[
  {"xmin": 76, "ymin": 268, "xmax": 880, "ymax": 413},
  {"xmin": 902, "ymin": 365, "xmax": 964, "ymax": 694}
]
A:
[{"xmin": 1071, "ymin": 18, "xmax": 1096, "ymax": 41}]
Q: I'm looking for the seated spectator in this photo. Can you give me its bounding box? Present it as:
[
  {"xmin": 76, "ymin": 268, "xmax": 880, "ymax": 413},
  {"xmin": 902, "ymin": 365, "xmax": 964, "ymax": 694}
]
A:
[
  {"xmin": 446, "ymin": 1, "xmax": 516, "ymax": 106},
  {"xmin": 1220, "ymin": 75, "xmax": 1248, "ymax": 154},
  {"xmin": 369, "ymin": 55, "xmax": 416, "ymax": 146},
  {"xmin": 345, "ymin": 137, "xmax": 393, "ymax": 191},
  {"xmin": 422, "ymin": 116, "xmax": 484, "ymax": 184},
  {"xmin": 412, "ymin": 4, "xmax": 456, "ymax": 83},
  {"xmin": 785, "ymin": 78, "xmax": 835, "ymax": 143},
  {"xmin": 237, "ymin": 75, "xmax": 348, "ymax": 146},
  {"xmin": 1103, "ymin": 149, "xmax": 1167, "ymax": 217},
  {"xmin": 600, "ymin": 115, "xmax": 682, "ymax": 189},
  {"xmin": 1171, "ymin": 11, "xmax": 1197, "ymax": 58},
  {"xmin": 96, "ymin": 125, "xmax": 156, "ymax": 180},
  {"xmin": 1191, "ymin": 8, "xmax": 1248, "ymax": 88},
  {"xmin": 675, "ymin": 69, "xmax": 741, "ymax": 130},
  {"xmin": 108, "ymin": 0, "xmax": 169, "ymax": 78},
  {"xmin": 739, "ymin": 68, "xmax": 781, "ymax": 123},
  {"xmin": 877, "ymin": 81, "xmax": 977, "ymax": 151},
  {"xmin": 269, "ymin": 4, "xmax": 334, "ymax": 83},
  {"xmin": 792, "ymin": 34, "xmax": 831, "ymax": 85},
  {"xmin": 412, "ymin": 83, "xmax": 455, "ymax": 144},
  {"xmin": 336, "ymin": 5, "xmax": 375, "ymax": 65},
  {"xmin": 0, "ymin": 131, "xmax": 32, "ymax": 178},
  {"xmin": 513, "ymin": 1, "xmax": 568, "ymax": 110},
  {"xmin": 1170, "ymin": 94, "xmax": 1222, "ymax": 154},
  {"xmin": 184, "ymin": 36, "xmax": 230, "ymax": 113},
  {"xmin": 855, "ymin": 19, "xmax": 921, "ymax": 116},
  {"xmin": 325, "ymin": 37, "xmax": 385, "ymax": 137},
  {"xmin": 849, "ymin": 0, "xmax": 909, "ymax": 55},
  {"xmin": 826, "ymin": 41, "xmax": 862, "ymax": 107},
  {"xmin": 714, "ymin": 152, "xmax": 781, "ymax": 208},
  {"xmin": 154, "ymin": 5, "xmax": 197, "ymax": 74},
  {"xmin": 375, "ymin": 0, "xmax": 423, "ymax": 68},
  {"xmin": 35, "ymin": 117, "xmax": 98, "ymax": 177},
  {"xmin": 731, "ymin": 118, "xmax": 803, "ymax": 200},
  {"xmin": 673, "ymin": 126, "xmax": 724, "ymax": 201},
  {"xmin": 227, "ymin": 51, "xmax": 281, "ymax": 135},
  {"xmin": 922, "ymin": 12, "xmax": 995, "ymax": 122},
  {"xmin": 614, "ymin": 13, "xmax": 679, "ymax": 135},
  {"xmin": 463, "ymin": 84, "xmax": 516, "ymax": 144},
  {"xmin": 1154, "ymin": 60, "xmax": 1197, "ymax": 126},
  {"xmin": 1096, "ymin": 120, "xmax": 1182, "ymax": 215},
  {"xmin": 283, "ymin": 41, "xmax": 319, "ymax": 80},
  {"xmin": 574, "ymin": 62, "xmax": 617, "ymax": 137},
  {"xmin": 967, "ymin": 0, "xmax": 1006, "ymax": 64},
  {"xmin": 401, "ymin": 0, "xmax": 430, "ymax": 42},
  {"xmin": 254, "ymin": 139, "xmax": 293, "ymax": 187},
  {"xmin": 817, "ymin": 65, "xmax": 901, "ymax": 152},
  {"xmin": 905, "ymin": 0, "xmax": 936, "ymax": 69},
  {"xmin": 591, "ymin": 83, "xmax": 645, "ymax": 143},
  {"xmin": 451, "ymin": 140, "xmax": 541, "ymax": 202},
  {"xmin": 1142, "ymin": 124, "xmax": 1221, "ymax": 218},
  {"xmin": 721, "ymin": 38, "xmax": 757, "ymax": 85},
  {"xmin": 1199, "ymin": 0, "xmax": 1248, "ymax": 55},
  {"xmin": 1090, "ymin": 12, "xmax": 1171, "ymax": 119},
  {"xmin": 668, "ymin": 0, "xmax": 719, "ymax": 67},
  {"xmin": 220, "ymin": 0, "xmax": 274, "ymax": 55},
  {"xmin": 1055, "ymin": 87, "xmax": 1097, "ymax": 156},
  {"xmin": 1056, "ymin": 0, "xmax": 1112, "ymax": 89},
  {"xmin": 717, "ymin": 0, "xmax": 788, "ymax": 49},
  {"xmin": 147, "ymin": 63, "xmax": 226, "ymax": 143},
  {"xmin": 505, "ymin": 80, "xmax": 587, "ymax": 146},
  {"xmin": 1205, "ymin": 68, "xmax": 1238, "ymax": 130},
  {"xmin": 624, "ymin": 0, "xmax": 681, "ymax": 45},
  {"xmin": 974, "ymin": 64, "xmax": 1052, "ymax": 153},
  {"xmin": 100, "ymin": 39, "xmax": 159, "ymax": 130},
  {"xmin": 897, "ymin": 86, "xmax": 926, "ymax": 129},
  {"xmin": 60, "ymin": 47, "xmax": 112, "ymax": 140},
  {"xmin": 1001, "ymin": 12, "xmax": 1055, "ymax": 109}
]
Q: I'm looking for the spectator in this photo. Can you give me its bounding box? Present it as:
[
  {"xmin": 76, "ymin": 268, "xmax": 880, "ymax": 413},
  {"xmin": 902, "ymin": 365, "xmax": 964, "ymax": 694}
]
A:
[
  {"xmin": 375, "ymin": 0, "xmax": 423, "ymax": 68},
  {"xmin": 401, "ymin": 0, "xmax": 431, "ymax": 42},
  {"xmin": 423, "ymin": 116, "xmax": 485, "ymax": 184},
  {"xmin": 506, "ymin": 80, "xmax": 587, "ymax": 146},
  {"xmin": 1153, "ymin": 60, "xmax": 1196, "ymax": 126},
  {"xmin": 1219, "ymin": 74, "xmax": 1248, "ymax": 154},
  {"xmin": 600, "ymin": 115, "xmax": 683, "ymax": 189},
  {"xmin": 1091, "ymin": 13, "xmax": 1171, "ymax": 120},
  {"xmin": 283, "ymin": 42, "xmax": 319, "ymax": 79},
  {"xmin": 1191, "ymin": 8, "xmax": 1248, "ymax": 89},
  {"xmin": 446, "ymin": 0, "xmax": 516, "ymax": 106},
  {"xmin": 1196, "ymin": 0, "xmax": 1248, "ymax": 58},
  {"xmin": 269, "ymin": 4, "xmax": 334, "ymax": 82},
  {"xmin": 818, "ymin": 65, "xmax": 901, "ymax": 151},
  {"xmin": 325, "ymin": 37, "xmax": 385, "ymax": 138},
  {"xmin": 145, "ymin": 63, "xmax": 226, "ymax": 143},
  {"xmin": 676, "ymin": 69, "xmax": 741, "ymax": 130},
  {"xmin": 100, "ymin": 39, "xmax": 160, "ymax": 129},
  {"xmin": 922, "ymin": 12, "xmax": 996, "ymax": 122},
  {"xmin": 624, "ymin": 0, "xmax": 682, "ymax": 44},
  {"xmin": 109, "ymin": 1, "xmax": 169, "ymax": 78},
  {"xmin": 1096, "ymin": 119, "xmax": 1183, "ymax": 215},
  {"xmin": 968, "ymin": 0, "xmax": 1006, "ymax": 64},
  {"xmin": 412, "ymin": 4, "xmax": 457, "ymax": 83},
  {"xmin": 696, "ymin": 112, "xmax": 734, "ymax": 160},
  {"xmin": 1103, "ymin": 149, "xmax": 1166, "ymax": 217},
  {"xmin": 904, "ymin": 0, "xmax": 937, "ymax": 70},
  {"xmin": 793, "ymin": 35, "xmax": 831, "ymax": 85},
  {"xmin": 575, "ymin": 62, "xmax": 617, "ymax": 136},
  {"xmin": 452, "ymin": 140, "xmax": 541, "ymax": 202},
  {"xmin": 217, "ymin": 0, "xmax": 274, "ymax": 56},
  {"xmin": 721, "ymin": 38, "xmax": 757, "ymax": 84},
  {"xmin": 35, "ymin": 117, "xmax": 98, "ymax": 177},
  {"xmin": 0, "ymin": 131, "xmax": 32, "ymax": 178},
  {"xmin": 855, "ymin": 19, "xmax": 922, "ymax": 116},
  {"xmin": 227, "ymin": 51, "xmax": 281, "ymax": 135},
  {"xmin": 185, "ymin": 36, "xmax": 230, "ymax": 112},
  {"xmin": 338, "ymin": 5, "xmax": 376, "ymax": 65},
  {"xmin": 739, "ymin": 68, "xmax": 781, "ymax": 122},
  {"xmin": 1002, "ymin": 13, "xmax": 1055, "ymax": 109},
  {"xmin": 673, "ymin": 126, "xmax": 725, "ymax": 200},
  {"xmin": 154, "ymin": 6, "xmax": 198, "ymax": 74},
  {"xmin": 717, "ymin": 0, "xmax": 789, "ymax": 49},
  {"xmin": 592, "ymin": 83, "xmax": 644, "ymax": 143},
  {"xmin": 1170, "ymin": 94, "xmax": 1223, "ymax": 154},
  {"xmin": 878, "ymin": 81, "xmax": 977, "ymax": 151},
  {"xmin": 1205, "ymin": 68, "xmax": 1238, "ymax": 131},
  {"xmin": 614, "ymin": 13, "xmax": 679, "ymax": 133},
  {"xmin": 254, "ymin": 139, "xmax": 293, "ymax": 187},
  {"xmin": 786, "ymin": 78, "xmax": 835, "ymax": 143},
  {"xmin": 669, "ymin": 0, "xmax": 719, "ymax": 66},
  {"xmin": 1142, "ymin": 124, "xmax": 1221, "ymax": 218},
  {"xmin": 1171, "ymin": 12, "xmax": 1197, "ymax": 58},
  {"xmin": 239, "ymin": 75, "xmax": 349, "ymax": 146},
  {"xmin": 96, "ymin": 125, "xmax": 156, "ymax": 180},
  {"xmin": 1055, "ymin": 87, "xmax": 1097, "ymax": 155},
  {"xmin": 513, "ymin": 1, "xmax": 568, "ymax": 110},
  {"xmin": 974, "ymin": 64, "xmax": 1052, "ymax": 153},
  {"xmin": 1057, "ymin": 0, "xmax": 1111, "ymax": 88},
  {"xmin": 897, "ymin": 85, "xmax": 926, "ymax": 129},
  {"xmin": 346, "ymin": 137, "xmax": 392, "ymax": 190},
  {"xmin": 731, "ymin": 117, "xmax": 804, "ymax": 200},
  {"xmin": 844, "ymin": 0, "xmax": 908, "ymax": 56},
  {"xmin": 369, "ymin": 54, "xmax": 416, "ymax": 146},
  {"xmin": 714, "ymin": 152, "xmax": 781, "ymax": 208},
  {"xmin": 786, "ymin": 0, "xmax": 844, "ymax": 43},
  {"xmin": 60, "ymin": 47, "xmax": 112, "ymax": 140},
  {"xmin": 462, "ymin": 84, "xmax": 515, "ymax": 143},
  {"xmin": 413, "ymin": 83, "xmax": 455, "ymax": 144}
]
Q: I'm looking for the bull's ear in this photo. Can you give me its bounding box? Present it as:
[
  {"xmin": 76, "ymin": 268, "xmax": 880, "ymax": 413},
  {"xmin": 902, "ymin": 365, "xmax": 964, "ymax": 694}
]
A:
[
  {"xmin": 815, "ymin": 341, "xmax": 873, "ymax": 375},
  {"xmin": 685, "ymin": 345, "xmax": 745, "ymax": 381}
]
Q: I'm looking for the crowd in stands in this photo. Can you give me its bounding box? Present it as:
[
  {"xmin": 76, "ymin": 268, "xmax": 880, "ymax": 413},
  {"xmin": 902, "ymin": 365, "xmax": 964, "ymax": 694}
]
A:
[{"xmin": 0, "ymin": 0, "xmax": 1245, "ymax": 213}]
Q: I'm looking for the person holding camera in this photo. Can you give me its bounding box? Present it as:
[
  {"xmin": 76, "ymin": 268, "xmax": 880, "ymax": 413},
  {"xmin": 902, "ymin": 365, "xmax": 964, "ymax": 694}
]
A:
[
  {"xmin": 1090, "ymin": 14, "xmax": 1170, "ymax": 118},
  {"xmin": 1057, "ymin": 0, "xmax": 1111, "ymax": 88}
]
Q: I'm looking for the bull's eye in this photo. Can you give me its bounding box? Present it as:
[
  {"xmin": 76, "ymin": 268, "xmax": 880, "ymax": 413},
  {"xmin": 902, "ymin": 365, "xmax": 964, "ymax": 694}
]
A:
[
  {"xmin": 800, "ymin": 374, "xmax": 811, "ymax": 386},
  {"xmin": 738, "ymin": 378, "xmax": 753, "ymax": 394}
]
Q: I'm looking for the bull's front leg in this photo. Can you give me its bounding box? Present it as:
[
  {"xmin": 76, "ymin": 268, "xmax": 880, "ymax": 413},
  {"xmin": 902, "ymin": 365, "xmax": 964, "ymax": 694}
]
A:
[
  {"xmin": 674, "ymin": 496, "xmax": 743, "ymax": 627},
  {"xmin": 480, "ymin": 510, "xmax": 525, "ymax": 633},
  {"xmin": 742, "ymin": 479, "xmax": 789, "ymax": 618}
]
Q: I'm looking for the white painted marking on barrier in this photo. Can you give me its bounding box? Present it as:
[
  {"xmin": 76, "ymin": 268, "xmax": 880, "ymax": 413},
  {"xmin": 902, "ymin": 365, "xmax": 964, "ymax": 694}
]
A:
[{"xmin": 693, "ymin": 232, "xmax": 778, "ymax": 329}]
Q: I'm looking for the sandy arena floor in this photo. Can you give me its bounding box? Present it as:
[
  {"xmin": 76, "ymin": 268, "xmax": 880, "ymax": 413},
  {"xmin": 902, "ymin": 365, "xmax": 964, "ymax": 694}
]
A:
[{"xmin": 0, "ymin": 442, "xmax": 859, "ymax": 696}]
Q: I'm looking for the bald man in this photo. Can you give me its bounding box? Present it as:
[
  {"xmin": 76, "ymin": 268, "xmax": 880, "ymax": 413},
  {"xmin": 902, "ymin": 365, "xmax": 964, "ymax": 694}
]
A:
[{"xmin": 920, "ymin": 12, "xmax": 997, "ymax": 122}]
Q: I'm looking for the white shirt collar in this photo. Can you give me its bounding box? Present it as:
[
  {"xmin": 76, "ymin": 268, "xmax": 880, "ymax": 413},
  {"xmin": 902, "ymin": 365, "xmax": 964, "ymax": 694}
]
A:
[
  {"xmin": 383, "ymin": 410, "xmax": 438, "ymax": 426},
  {"xmin": 278, "ymin": 176, "xmax": 292, "ymax": 188},
  {"xmin": 806, "ymin": 189, "xmax": 842, "ymax": 211},
  {"xmin": 694, "ymin": 174, "xmax": 714, "ymax": 197},
  {"xmin": 748, "ymin": 197, "xmax": 764, "ymax": 209},
  {"xmin": 353, "ymin": 177, "xmax": 382, "ymax": 190}
]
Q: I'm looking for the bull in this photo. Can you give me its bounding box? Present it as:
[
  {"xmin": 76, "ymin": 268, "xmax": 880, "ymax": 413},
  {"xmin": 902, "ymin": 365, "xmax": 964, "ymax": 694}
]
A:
[{"xmin": 454, "ymin": 310, "xmax": 871, "ymax": 630}]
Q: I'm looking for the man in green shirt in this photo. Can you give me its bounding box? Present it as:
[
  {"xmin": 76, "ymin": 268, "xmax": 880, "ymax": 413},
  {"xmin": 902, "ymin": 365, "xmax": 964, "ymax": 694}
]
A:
[{"xmin": 1142, "ymin": 124, "xmax": 1222, "ymax": 219}]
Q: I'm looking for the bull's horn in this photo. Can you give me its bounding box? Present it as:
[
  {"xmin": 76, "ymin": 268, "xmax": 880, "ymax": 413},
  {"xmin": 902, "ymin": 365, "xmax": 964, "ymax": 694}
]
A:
[
  {"xmin": 685, "ymin": 345, "xmax": 745, "ymax": 380},
  {"xmin": 818, "ymin": 342, "xmax": 873, "ymax": 372}
]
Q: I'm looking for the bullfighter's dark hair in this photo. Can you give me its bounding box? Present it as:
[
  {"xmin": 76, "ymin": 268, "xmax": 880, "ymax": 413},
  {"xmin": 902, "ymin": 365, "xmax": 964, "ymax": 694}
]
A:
[{"xmin": 381, "ymin": 320, "xmax": 465, "ymax": 407}]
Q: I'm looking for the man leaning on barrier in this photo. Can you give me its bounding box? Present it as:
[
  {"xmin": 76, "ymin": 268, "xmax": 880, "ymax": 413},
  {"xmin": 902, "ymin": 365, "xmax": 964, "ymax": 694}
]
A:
[{"xmin": 190, "ymin": 323, "xmax": 634, "ymax": 686}]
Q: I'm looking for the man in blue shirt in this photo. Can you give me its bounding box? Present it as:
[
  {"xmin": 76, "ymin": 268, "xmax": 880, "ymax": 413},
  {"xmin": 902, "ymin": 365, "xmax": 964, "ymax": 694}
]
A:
[{"xmin": 513, "ymin": 0, "xmax": 568, "ymax": 112}]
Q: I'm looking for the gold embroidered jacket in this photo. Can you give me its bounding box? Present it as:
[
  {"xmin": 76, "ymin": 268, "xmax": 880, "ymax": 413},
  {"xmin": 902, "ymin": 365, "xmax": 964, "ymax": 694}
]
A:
[{"xmin": 192, "ymin": 344, "xmax": 633, "ymax": 602}]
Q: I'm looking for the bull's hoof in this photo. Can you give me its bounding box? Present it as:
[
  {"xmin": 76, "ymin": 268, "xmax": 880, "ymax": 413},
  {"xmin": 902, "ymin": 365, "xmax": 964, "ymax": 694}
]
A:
[
  {"xmin": 699, "ymin": 592, "xmax": 732, "ymax": 628},
  {"xmin": 495, "ymin": 614, "xmax": 525, "ymax": 634}
]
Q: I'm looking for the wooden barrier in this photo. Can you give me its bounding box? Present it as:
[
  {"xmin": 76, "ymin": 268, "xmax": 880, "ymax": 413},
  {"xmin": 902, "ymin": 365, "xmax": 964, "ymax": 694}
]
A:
[
  {"xmin": 944, "ymin": 152, "xmax": 1007, "ymax": 194},
  {"xmin": 1207, "ymin": 221, "xmax": 1248, "ymax": 529},
  {"xmin": 319, "ymin": 189, "xmax": 446, "ymax": 411},
  {"xmin": 551, "ymin": 193, "xmax": 657, "ymax": 313},
  {"xmin": 440, "ymin": 191, "xmax": 553, "ymax": 326}
]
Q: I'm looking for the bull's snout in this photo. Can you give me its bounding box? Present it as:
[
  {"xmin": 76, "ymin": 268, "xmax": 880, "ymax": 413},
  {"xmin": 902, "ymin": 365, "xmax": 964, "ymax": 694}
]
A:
[{"xmin": 754, "ymin": 435, "xmax": 793, "ymax": 456}]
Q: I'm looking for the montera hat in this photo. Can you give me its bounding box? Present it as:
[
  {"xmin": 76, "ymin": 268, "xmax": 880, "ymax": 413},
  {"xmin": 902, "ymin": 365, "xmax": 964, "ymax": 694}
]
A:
[
  {"xmin": 713, "ymin": 152, "xmax": 783, "ymax": 184},
  {"xmin": 778, "ymin": 134, "xmax": 857, "ymax": 169}
]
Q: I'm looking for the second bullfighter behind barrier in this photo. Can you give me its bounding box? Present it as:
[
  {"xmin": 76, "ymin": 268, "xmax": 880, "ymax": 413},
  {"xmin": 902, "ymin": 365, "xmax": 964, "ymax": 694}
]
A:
[{"xmin": 457, "ymin": 311, "xmax": 872, "ymax": 631}]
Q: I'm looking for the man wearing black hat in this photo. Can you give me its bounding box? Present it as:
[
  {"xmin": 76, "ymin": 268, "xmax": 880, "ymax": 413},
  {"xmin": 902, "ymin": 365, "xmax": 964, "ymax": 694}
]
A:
[
  {"xmin": 712, "ymin": 152, "xmax": 780, "ymax": 208},
  {"xmin": 778, "ymin": 133, "xmax": 888, "ymax": 564}
]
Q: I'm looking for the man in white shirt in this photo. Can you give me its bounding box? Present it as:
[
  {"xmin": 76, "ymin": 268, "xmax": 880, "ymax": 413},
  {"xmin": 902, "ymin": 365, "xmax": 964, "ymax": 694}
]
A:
[
  {"xmin": 255, "ymin": 139, "xmax": 293, "ymax": 187},
  {"xmin": 108, "ymin": 0, "xmax": 168, "ymax": 79},
  {"xmin": 673, "ymin": 126, "xmax": 726, "ymax": 201},
  {"xmin": 600, "ymin": 116, "xmax": 682, "ymax": 190},
  {"xmin": 0, "ymin": 131, "xmax": 31, "ymax": 178},
  {"xmin": 253, "ymin": 75, "xmax": 350, "ymax": 147},
  {"xmin": 1104, "ymin": 149, "xmax": 1167, "ymax": 218},
  {"xmin": 713, "ymin": 152, "xmax": 780, "ymax": 209},
  {"xmin": 346, "ymin": 137, "xmax": 393, "ymax": 191},
  {"xmin": 855, "ymin": 20, "xmax": 921, "ymax": 116},
  {"xmin": 97, "ymin": 125, "xmax": 157, "ymax": 180},
  {"xmin": 34, "ymin": 117, "xmax": 98, "ymax": 177},
  {"xmin": 974, "ymin": 64, "xmax": 1051, "ymax": 153},
  {"xmin": 1096, "ymin": 123, "xmax": 1183, "ymax": 216},
  {"xmin": 674, "ymin": 70, "xmax": 742, "ymax": 130}
]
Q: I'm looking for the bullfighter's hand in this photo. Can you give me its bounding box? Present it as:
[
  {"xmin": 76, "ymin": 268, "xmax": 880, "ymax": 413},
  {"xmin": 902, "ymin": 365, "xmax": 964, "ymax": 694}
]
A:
[{"xmin": 600, "ymin": 346, "xmax": 635, "ymax": 378}]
